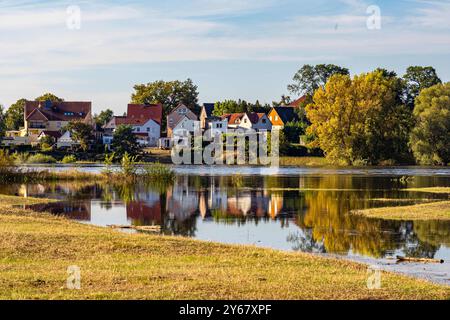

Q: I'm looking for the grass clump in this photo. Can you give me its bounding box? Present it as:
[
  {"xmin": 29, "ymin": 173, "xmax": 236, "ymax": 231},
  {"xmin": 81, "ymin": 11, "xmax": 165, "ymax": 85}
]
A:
[
  {"xmin": 143, "ymin": 163, "xmax": 175, "ymax": 182},
  {"xmin": 27, "ymin": 154, "xmax": 57, "ymax": 164},
  {"xmin": 353, "ymin": 201, "xmax": 450, "ymax": 221},
  {"xmin": 61, "ymin": 155, "xmax": 77, "ymax": 164}
]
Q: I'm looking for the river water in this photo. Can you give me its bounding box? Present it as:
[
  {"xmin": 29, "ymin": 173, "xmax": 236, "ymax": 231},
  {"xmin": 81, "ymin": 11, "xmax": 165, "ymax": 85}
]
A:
[{"xmin": 4, "ymin": 164, "xmax": 450, "ymax": 285}]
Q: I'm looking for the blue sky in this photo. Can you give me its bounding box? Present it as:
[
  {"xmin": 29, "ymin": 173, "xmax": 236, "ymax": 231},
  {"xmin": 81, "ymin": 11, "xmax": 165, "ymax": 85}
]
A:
[{"xmin": 1, "ymin": 0, "xmax": 450, "ymax": 115}]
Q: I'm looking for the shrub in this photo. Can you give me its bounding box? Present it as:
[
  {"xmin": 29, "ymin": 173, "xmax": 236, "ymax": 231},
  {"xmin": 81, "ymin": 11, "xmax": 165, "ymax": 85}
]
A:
[
  {"xmin": 120, "ymin": 152, "xmax": 137, "ymax": 177},
  {"xmin": 12, "ymin": 152, "xmax": 30, "ymax": 164},
  {"xmin": 27, "ymin": 154, "xmax": 57, "ymax": 164},
  {"xmin": 61, "ymin": 155, "xmax": 77, "ymax": 164}
]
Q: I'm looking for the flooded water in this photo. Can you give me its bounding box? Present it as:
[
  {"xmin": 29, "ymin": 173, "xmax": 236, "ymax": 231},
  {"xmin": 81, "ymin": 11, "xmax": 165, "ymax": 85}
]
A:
[{"xmin": 4, "ymin": 165, "xmax": 450, "ymax": 285}]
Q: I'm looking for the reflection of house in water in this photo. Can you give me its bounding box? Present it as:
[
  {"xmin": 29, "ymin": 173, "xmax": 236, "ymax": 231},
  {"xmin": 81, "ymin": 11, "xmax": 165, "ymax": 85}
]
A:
[
  {"xmin": 267, "ymin": 192, "xmax": 284, "ymax": 219},
  {"xmin": 127, "ymin": 201, "xmax": 162, "ymax": 225},
  {"xmin": 166, "ymin": 177, "xmax": 199, "ymax": 220}
]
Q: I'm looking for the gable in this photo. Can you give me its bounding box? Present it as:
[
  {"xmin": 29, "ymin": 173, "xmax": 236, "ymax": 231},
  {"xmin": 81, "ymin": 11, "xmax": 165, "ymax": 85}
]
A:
[{"xmin": 27, "ymin": 109, "xmax": 49, "ymax": 121}]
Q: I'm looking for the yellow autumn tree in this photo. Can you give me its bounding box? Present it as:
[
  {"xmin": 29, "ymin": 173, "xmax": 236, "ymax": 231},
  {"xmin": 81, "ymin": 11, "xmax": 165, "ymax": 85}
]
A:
[{"xmin": 306, "ymin": 71, "xmax": 411, "ymax": 165}]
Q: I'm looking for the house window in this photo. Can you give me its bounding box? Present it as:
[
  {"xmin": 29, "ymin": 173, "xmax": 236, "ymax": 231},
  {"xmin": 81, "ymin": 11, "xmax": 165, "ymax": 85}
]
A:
[
  {"xmin": 275, "ymin": 116, "xmax": 279, "ymax": 121},
  {"xmin": 262, "ymin": 119, "xmax": 266, "ymax": 124},
  {"xmin": 147, "ymin": 127, "xmax": 150, "ymax": 132},
  {"xmin": 136, "ymin": 127, "xmax": 140, "ymax": 132}
]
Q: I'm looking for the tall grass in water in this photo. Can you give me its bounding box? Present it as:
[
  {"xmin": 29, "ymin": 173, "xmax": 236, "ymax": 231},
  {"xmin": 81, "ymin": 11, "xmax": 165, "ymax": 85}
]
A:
[{"xmin": 143, "ymin": 163, "xmax": 175, "ymax": 182}]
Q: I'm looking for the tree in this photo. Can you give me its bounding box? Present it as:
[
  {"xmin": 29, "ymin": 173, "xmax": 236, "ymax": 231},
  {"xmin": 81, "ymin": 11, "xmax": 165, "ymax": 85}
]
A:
[
  {"xmin": 306, "ymin": 71, "xmax": 412, "ymax": 165},
  {"xmin": 212, "ymin": 99, "xmax": 271, "ymax": 116},
  {"xmin": 111, "ymin": 125, "xmax": 141, "ymax": 158},
  {"xmin": 131, "ymin": 79, "xmax": 199, "ymax": 129},
  {"xmin": 94, "ymin": 109, "xmax": 114, "ymax": 127},
  {"xmin": 39, "ymin": 135, "xmax": 55, "ymax": 150},
  {"xmin": 65, "ymin": 121, "xmax": 93, "ymax": 151},
  {"xmin": 288, "ymin": 64, "xmax": 349, "ymax": 97},
  {"xmin": 5, "ymin": 98, "xmax": 26, "ymax": 130},
  {"xmin": 410, "ymin": 82, "xmax": 450, "ymax": 165},
  {"xmin": 403, "ymin": 66, "xmax": 441, "ymax": 108},
  {"xmin": 35, "ymin": 93, "xmax": 64, "ymax": 102},
  {"xmin": 0, "ymin": 105, "xmax": 6, "ymax": 140},
  {"xmin": 283, "ymin": 121, "xmax": 306, "ymax": 143}
]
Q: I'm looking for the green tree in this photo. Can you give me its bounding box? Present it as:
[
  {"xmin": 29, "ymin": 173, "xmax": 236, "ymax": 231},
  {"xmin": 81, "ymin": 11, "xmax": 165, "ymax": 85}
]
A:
[
  {"xmin": 306, "ymin": 71, "xmax": 412, "ymax": 165},
  {"xmin": 94, "ymin": 109, "xmax": 114, "ymax": 127},
  {"xmin": 5, "ymin": 98, "xmax": 26, "ymax": 130},
  {"xmin": 283, "ymin": 121, "xmax": 306, "ymax": 143},
  {"xmin": 403, "ymin": 66, "xmax": 441, "ymax": 108},
  {"xmin": 35, "ymin": 93, "xmax": 64, "ymax": 102},
  {"xmin": 111, "ymin": 125, "xmax": 141, "ymax": 158},
  {"xmin": 212, "ymin": 99, "xmax": 271, "ymax": 116},
  {"xmin": 288, "ymin": 64, "xmax": 349, "ymax": 97},
  {"xmin": 65, "ymin": 121, "xmax": 93, "ymax": 151},
  {"xmin": 410, "ymin": 82, "xmax": 450, "ymax": 165},
  {"xmin": 0, "ymin": 105, "xmax": 6, "ymax": 140},
  {"xmin": 131, "ymin": 79, "xmax": 199, "ymax": 129},
  {"xmin": 39, "ymin": 135, "xmax": 55, "ymax": 150}
]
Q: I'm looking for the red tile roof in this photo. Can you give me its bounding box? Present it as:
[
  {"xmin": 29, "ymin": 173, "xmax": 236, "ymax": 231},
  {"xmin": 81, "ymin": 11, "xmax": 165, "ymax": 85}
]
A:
[
  {"xmin": 127, "ymin": 104, "xmax": 162, "ymax": 125},
  {"xmin": 289, "ymin": 96, "xmax": 306, "ymax": 108},
  {"xmin": 221, "ymin": 113, "xmax": 245, "ymax": 125}
]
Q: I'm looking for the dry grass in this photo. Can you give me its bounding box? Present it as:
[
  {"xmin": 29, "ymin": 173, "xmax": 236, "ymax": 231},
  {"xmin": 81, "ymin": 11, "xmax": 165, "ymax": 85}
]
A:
[
  {"xmin": 404, "ymin": 187, "xmax": 450, "ymax": 194},
  {"xmin": 0, "ymin": 195, "xmax": 449, "ymax": 300},
  {"xmin": 353, "ymin": 201, "xmax": 450, "ymax": 221}
]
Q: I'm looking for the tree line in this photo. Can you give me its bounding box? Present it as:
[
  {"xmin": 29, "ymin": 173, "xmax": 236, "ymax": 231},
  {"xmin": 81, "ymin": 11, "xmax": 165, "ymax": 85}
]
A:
[{"xmin": 1, "ymin": 65, "xmax": 449, "ymax": 165}]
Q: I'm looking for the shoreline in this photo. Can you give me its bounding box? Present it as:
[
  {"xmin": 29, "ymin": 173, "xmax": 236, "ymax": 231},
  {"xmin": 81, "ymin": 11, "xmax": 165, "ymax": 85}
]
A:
[{"xmin": 0, "ymin": 194, "xmax": 449, "ymax": 300}]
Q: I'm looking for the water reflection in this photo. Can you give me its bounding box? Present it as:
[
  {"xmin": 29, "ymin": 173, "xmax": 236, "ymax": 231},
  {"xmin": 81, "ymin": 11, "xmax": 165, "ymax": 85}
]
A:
[{"xmin": 3, "ymin": 174, "xmax": 450, "ymax": 263}]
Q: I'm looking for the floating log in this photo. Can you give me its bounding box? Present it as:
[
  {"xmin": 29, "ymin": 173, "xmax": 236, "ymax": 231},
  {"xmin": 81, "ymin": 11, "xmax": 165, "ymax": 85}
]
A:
[
  {"xmin": 396, "ymin": 256, "xmax": 444, "ymax": 264},
  {"xmin": 107, "ymin": 225, "xmax": 161, "ymax": 232}
]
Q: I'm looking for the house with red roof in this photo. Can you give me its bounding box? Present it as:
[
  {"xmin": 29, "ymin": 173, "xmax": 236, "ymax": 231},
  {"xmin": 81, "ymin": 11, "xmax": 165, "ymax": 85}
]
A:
[
  {"xmin": 103, "ymin": 103, "xmax": 162, "ymax": 147},
  {"xmin": 221, "ymin": 112, "xmax": 271, "ymax": 132}
]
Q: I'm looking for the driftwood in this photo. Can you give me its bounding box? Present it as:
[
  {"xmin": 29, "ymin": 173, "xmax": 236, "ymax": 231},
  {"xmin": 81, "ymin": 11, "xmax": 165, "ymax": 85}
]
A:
[
  {"xmin": 396, "ymin": 256, "xmax": 444, "ymax": 264},
  {"xmin": 108, "ymin": 225, "xmax": 162, "ymax": 232}
]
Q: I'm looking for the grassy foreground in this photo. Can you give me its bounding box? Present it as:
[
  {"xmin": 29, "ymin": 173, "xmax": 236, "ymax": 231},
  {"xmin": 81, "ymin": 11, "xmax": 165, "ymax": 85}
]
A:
[
  {"xmin": 0, "ymin": 195, "xmax": 449, "ymax": 300},
  {"xmin": 353, "ymin": 201, "xmax": 450, "ymax": 221}
]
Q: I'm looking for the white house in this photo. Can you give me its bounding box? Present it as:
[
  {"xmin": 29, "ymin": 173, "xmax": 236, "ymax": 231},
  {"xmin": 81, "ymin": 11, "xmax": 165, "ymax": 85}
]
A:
[
  {"xmin": 221, "ymin": 113, "xmax": 271, "ymax": 132},
  {"xmin": 57, "ymin": 131, "xmax": 77, "ymax": 149},
  {"xmin": 206, "ymin": 118, "xmax": 228, "ymax": 139},
  {"xmin": 103, "ymin": 104, "xmax": 162, "ymax": 147},
  {"xmin": 167, "ymin": 104, "xmax": 199, "ymax": 139}
]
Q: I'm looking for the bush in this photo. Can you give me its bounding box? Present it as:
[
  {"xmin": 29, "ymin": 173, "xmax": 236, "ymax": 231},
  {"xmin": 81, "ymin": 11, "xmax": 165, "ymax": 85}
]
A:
[
  {"xmin": 12, "ymin": 152, "xmax": 30, "ymax": 164},
  {"xmin": 61, "ymin": 155, "xmax": 77, "ymax": 164},
  {"xmin": 27, "ymin": 154, "xmax": 57, "ymax": 164}
]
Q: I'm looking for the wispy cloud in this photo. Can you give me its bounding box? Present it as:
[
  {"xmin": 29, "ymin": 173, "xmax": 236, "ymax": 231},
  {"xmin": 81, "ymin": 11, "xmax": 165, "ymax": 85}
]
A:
[{"xmin": 0, "ymin": 0, "xmax": 449, "ymax": 109}]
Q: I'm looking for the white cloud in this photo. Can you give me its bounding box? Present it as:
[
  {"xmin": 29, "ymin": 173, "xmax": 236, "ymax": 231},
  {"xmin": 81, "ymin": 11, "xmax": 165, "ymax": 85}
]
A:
[{"xmin": 1, "ymin": 0, "xmax": 450, "ymax": 108}]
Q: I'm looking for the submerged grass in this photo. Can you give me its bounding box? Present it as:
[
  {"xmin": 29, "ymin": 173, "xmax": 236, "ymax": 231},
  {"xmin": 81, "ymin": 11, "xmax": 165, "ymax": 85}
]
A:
[
  {"xmin": 353, "ymin": 201, "xmax": 450, "ymax": 221},
  {"xmin": 0, "ymin": 195, "xmax": 449, "ymax": 300}
]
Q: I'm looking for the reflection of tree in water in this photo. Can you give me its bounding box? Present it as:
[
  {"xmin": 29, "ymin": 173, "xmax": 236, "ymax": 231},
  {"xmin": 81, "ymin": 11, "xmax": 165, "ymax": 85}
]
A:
[
  {"xmin": 287, "ymin": 230, "xmax": 326, "ymax": 253},
  {"xmin": 295, "ymin": 176, "xmax": 447, "ymax": 259}
]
